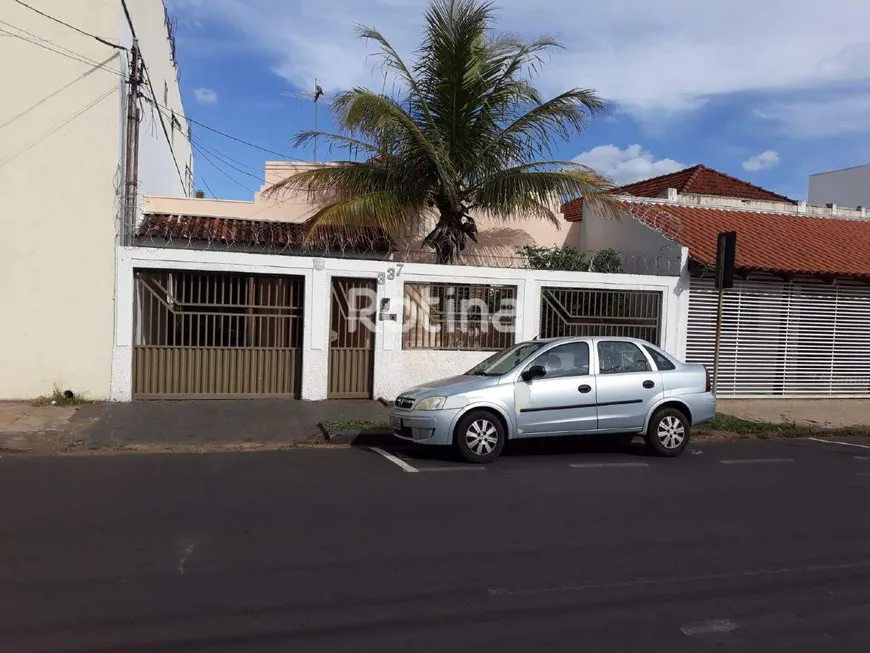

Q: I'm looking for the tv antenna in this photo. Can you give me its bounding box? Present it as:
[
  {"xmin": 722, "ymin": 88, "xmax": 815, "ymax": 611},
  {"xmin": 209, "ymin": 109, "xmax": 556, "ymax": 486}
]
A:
[{"xmin": 280, "ymin": 79, "xmax": 337, "ymax": 162}]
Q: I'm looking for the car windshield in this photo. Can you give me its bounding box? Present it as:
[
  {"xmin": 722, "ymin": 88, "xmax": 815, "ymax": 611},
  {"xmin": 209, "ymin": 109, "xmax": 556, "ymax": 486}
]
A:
[{"xmin": 465, "ymin": 342, "xmax": 547, "ymax": 376}]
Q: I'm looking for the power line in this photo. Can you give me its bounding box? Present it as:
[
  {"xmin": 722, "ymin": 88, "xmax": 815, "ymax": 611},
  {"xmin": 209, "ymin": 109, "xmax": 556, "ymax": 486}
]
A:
[
  {"xmin": 1, "ymin": 18, "xmax": 301, "ymax": 176},
  {"xmin": 0, "ymin": 86, "xmax": 117, "ymax": 168},
  {"xmin": 0, "ymin": 22, "xmax": 123, "ymax": 77},
  {"xmin": 194, "ymin": 136, "xmax": 263, "ymax": 181},
  {"xmin": 150, "ymin": 99, "xmax": 302, "ymax": 161},
  {"xmin": 13, "ymin": 0, "xmax": 125, "ymax": 50},
  {"xmin": 191, "ymin": 140, "xmax": 258, "ymax": 195},
  {"xmin": 200, "ymin": 177, "xmax": 217, "ymax": 199}
]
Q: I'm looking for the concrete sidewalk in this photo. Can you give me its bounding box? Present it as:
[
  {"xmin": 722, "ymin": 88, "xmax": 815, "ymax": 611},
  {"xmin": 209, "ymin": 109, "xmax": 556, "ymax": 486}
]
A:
[
  {"xmin": 717, "ymin": 398, "xmax": 870, "ymax": 429},
  {"xmin": 2, "ymin": 396, "xmax": 869, "ymax": 455},
  {"xmin": 84, "ymin": 399, "xmax": 390, "ymax": 451}
]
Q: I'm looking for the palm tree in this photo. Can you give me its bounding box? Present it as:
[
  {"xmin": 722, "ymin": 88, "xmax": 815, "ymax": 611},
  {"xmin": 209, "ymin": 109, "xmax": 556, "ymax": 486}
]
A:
[{"xmin": 267, "ymin": 0, "xmax": 614, "ymax": 264}]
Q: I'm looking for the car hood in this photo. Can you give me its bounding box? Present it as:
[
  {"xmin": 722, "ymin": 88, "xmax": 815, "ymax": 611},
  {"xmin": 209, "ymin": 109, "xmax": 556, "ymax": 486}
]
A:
[{"xmin": 399, "ymin": 375, "xmax": 501, "ymax": 398}]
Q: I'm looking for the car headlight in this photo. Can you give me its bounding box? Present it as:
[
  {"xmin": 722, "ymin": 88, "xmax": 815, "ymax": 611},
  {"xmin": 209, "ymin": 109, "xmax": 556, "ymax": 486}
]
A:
[{"xmin": 415, "ymin": 396, "xmax": 446, "ymax": 411}]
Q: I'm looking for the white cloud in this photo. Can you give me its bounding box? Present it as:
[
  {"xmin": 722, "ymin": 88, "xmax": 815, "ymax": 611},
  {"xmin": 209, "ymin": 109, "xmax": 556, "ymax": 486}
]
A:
[
  {"xmin": 193, "ymin": 87, "xmax": 218, "ymax": 104},
  {"xmin": 168, "ymin": 0, "xmax": 870, "ymax": 117},
  {"xmin": 754, "ymin": 94, "xmax": 870, "ymax": 137},
  {"xmin": 572, "ymin": 144, "xmax": 684, "ymax": 185},
  {"xmin": 742, "ymin": 150, "xmax": 780, "ymax": 171}
]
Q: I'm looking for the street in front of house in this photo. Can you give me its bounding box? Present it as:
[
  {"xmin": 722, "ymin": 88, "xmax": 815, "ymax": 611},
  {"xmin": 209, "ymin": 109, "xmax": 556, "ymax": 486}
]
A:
[{"xmin": 2, "ymin": 435, "xmax": 870, "ymax": 652}]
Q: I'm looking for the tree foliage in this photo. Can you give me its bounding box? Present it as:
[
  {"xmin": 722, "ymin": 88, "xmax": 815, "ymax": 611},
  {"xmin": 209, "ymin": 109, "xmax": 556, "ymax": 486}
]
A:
[
  {"xmin": 266, "ymin": 0, "xmax": 615, "ymax": 263},
  {"xmin": 517, "ymin": 244, "xmax": 624, "ymax": 273}
]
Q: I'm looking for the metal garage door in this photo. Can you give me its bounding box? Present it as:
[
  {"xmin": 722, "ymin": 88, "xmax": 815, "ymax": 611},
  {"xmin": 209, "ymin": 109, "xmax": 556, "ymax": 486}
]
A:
[
  {"xmin": 133, "ymin": 270, "xmax": 304, "ymax": 398},
  {"xmin": 686, "ymin": 277, "xmax": 870, "ymax": 397}
]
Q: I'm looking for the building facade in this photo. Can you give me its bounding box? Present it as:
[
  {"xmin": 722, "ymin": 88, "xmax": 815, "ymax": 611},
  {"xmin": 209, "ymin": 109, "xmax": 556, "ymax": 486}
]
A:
[
  {"xmin": 565, "ymin": 166, "xmax": 870, "ymax": 398},
  {"xmin": 0, "ymin": 0, "xmax": 191, "ymax": 399},
  {"xmin": 808, "ymin": 163, "xmax": 870, "ymax": 210}
]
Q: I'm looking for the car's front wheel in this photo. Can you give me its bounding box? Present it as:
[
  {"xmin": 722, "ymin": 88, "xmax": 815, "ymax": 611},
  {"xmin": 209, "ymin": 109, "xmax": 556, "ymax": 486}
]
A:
[
  {"xmin": 454, "ymin": 410, "xmax": 506, "ymax": 464},
  {"xmin": 645, "ymin": 408, "xmax": 690, "ymax": 457}
]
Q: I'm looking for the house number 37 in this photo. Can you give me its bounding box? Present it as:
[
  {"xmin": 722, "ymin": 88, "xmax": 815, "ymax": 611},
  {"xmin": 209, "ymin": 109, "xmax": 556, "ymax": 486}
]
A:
[{"xmin": 377, "ymin": 264, "xmax": 404, "ymax": 285}]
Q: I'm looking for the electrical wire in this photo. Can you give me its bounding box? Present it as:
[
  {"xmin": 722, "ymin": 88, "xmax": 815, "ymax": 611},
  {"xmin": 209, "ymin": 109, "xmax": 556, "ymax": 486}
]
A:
[
  {"xmin": 190, "ymin": 140, "xmax": 258, "ymax": 195},
  {"xmin": 150, "ymin": 100, "xmax": 302, "ymax": 161},
  {"xmin": 200, "ymin": 177, "xmax": 218, "ymax": 199},
  {"xmin": 2, "ymin": 21, "xmax": 301, "ymax": 170},
  {"xmin": 0, "ymin": 23, "xmax": 124, "ymax": 78},
  {"xmin": 194, "ymin": 140, "xmax": 264, "ymax": 182},
  {"xmin": 13, "ymin": 0, "xmax": 126, "ymax": 50},
  {"xmin": 0, "ymin": 86, "xmax": 117, "ymax": 168}
]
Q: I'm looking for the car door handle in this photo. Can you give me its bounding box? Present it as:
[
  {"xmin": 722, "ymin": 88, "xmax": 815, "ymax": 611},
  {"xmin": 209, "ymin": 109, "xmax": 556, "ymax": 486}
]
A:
[
  {"xmin": 643, "ymin": 380, "xmax": 655, "ymax": 389},
  {"xmin": 578, "ymin": 384, "xmax": 592, "ymax": 393}
]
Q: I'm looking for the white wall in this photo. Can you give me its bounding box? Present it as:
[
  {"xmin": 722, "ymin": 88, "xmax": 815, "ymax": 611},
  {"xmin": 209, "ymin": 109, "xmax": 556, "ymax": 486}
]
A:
[
  {"xmin": 808, "ymin": 164, "xmax": 870, "ymax": 210},
  {"xmin": 119, "ymin": 0, "xmax": 192, "ymax": 199},
  {"xmin": 578, "ymin": 203, "xmax": 684, "ymax": 275},
  {"xmin": 113, "ymin": 247, "xmax": 689, "ymax": 401}
]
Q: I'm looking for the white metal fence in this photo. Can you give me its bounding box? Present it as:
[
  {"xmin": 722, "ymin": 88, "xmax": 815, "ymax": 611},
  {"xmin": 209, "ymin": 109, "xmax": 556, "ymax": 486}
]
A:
[
  {"xmin": 687, "ymin": 277, "xmax": 870, "ymax": 397},
  {"xmin": 113, "ymin": 247, "xmax": 689, "ymax": 401}
]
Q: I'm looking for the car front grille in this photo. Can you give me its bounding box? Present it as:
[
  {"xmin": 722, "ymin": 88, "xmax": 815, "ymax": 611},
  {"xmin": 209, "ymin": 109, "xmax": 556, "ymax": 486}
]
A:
[{"xmin": 395, "ymin": 397, "xmax": 414, "ymax": 409}]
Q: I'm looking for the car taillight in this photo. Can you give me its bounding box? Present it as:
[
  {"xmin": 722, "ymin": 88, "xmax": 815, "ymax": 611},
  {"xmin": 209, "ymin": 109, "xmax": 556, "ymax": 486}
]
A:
[{"xmin": 704, "ymin": 366, "xmax": 712, "ymax": 393}]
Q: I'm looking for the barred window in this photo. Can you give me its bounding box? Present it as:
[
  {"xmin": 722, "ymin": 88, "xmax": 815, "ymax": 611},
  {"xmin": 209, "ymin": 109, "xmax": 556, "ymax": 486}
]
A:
[{"xmin": 403, "ymin": 283, "xmax": 517, "ymax": 350}]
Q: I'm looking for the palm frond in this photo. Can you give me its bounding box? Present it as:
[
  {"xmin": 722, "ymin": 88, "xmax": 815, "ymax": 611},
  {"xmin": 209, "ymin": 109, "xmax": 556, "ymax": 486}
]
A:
[
  {"xmin": 292, "ymin": 130, "xmax": 380, "ymax": 157},
  {"xmin": 356, "ymin": 24, "xmax": 441, "ymax": 141},
  {"xmin": 470, "ymin": 162, "xmax": 616, "ymax": 222},
  {"xmin": 302, "ymin": 191, "xmax": 425, "ymax": 239},
  {"xmin": 478, "ymin": 89, "xmax": 610, "ymax": 169},
  {"xmin": 333, "ymin": 89, "xmax": 460, "ymax": 207},
  {"xmin": 264, "ymin": 162, "xmax": 394, "ymax": 202}
]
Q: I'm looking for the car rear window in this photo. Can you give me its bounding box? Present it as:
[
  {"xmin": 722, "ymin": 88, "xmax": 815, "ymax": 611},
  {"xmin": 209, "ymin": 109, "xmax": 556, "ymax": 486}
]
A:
[{"xmin": 643, "ymin": 345, "xmax": 676, "ymax": 371}]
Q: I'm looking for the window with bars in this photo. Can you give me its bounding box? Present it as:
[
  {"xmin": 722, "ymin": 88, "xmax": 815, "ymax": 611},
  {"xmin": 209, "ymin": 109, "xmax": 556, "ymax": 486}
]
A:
[{"xmin": 403, "ymin": 283, "xmax": 517, "ymax": 350}]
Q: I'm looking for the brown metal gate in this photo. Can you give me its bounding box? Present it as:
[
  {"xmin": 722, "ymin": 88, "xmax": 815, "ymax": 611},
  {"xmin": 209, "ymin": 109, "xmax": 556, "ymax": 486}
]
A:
[
  {"xmin": 539, "ymin": 287, "xmax": 663, "ymax": 344},
  {"xmin": 133, "ymin": 270, "xmax": 304, "ymax": 399},
  {"xmin": 328, "ymin": 278, "xmax": 376, "ymax": 398}
]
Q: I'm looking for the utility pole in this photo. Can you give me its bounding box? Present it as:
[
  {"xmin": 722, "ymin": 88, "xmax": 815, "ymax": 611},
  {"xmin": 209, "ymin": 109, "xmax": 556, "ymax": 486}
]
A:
[{"xmin": 123, "ymin": 39, "xmax": 141, "ymax": 245}]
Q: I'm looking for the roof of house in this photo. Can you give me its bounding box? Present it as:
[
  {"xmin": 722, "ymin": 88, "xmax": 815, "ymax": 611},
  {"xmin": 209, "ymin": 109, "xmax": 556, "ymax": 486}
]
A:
[
  {"xmin": 617, "ymin": 165, "xmax": 796, "ymax": 203},
  {"xmin": 652, "ymin": 203, "xmax": 870, "ymax": 279},
  {"xmin": 562, "ymin": 165, "xmax": 796, "ymax": 222},
  {"xmin": 137, "ymin": 214, "xmax": 393, "ymax": 251}
]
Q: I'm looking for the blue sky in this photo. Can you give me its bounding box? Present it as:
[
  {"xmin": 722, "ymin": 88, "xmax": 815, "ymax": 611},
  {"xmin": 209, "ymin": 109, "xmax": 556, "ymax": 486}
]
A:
[{"xmin": 167, "ymin": 0, "xmax": 870, "ymax": 203}]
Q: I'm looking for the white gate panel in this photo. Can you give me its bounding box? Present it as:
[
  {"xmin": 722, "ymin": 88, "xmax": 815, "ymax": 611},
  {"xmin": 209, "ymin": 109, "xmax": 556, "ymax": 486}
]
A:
[{"xmin": 687, "ymin": 277, "xmax": 870, "ymax": 397}]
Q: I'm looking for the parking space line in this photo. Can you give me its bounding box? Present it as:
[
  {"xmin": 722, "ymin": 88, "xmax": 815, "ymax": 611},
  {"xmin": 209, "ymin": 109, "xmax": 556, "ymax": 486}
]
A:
[
  {"xmin": 570, "ymin": 462, "xmax": 650, "ymax": 469},
  {"xmin": 807, "ymin": 437, "xmax": 870, "ymax": 450},
  {"xmin": 369, "ymin": 447, "xmax": 419, "ymax": 473},
  {"xmin": 855, "ymin": 456, "xmax": 870, "ymax": 461},
  {"xmin": 719, "ymin": 458, "xmax": 795, "ymax": 465},
  {"xmin": 417, "ymin": 466, "xmax": 486, "ymax": 473}
]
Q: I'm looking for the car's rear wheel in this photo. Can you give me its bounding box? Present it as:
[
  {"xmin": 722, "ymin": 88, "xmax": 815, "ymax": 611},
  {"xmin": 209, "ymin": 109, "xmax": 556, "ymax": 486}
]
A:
[
  {"xmin": 454, "ymin": 410, "xmax": 505, "ymax": 464},
  {"xmin": 645, "ymin": 408, "xmax": 690, "ymax": 457}
]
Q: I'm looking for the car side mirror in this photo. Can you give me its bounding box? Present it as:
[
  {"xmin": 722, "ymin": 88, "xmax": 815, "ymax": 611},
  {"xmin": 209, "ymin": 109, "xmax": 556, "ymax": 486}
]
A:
[{"xmin": 521, "ymin": 365, "xmax": 546, "ymax": 382}]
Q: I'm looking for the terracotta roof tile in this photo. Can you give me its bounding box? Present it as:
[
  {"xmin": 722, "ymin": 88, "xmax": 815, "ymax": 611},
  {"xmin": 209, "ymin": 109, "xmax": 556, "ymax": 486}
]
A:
[
  {"xmin": 655, "ymin": 203, "xmax": 870, "ymax": 279},
  {"xmin": 136, "ymin": 214, "xmax": 393, "ymax": 251},
  {"xmin": 562, "ymin": 165, "xmax": 795, "ymax": 221}
]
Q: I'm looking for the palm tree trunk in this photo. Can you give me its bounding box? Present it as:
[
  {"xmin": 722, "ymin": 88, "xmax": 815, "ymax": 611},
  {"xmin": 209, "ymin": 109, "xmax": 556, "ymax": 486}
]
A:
[{"xmin": 424, "ymin": 212, "xmax": 464, "ymax": 264}]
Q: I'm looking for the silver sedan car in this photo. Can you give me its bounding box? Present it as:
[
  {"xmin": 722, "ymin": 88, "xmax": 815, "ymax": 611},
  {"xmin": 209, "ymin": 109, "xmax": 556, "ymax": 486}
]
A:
[{"xmin": 390, "ymin": 336, "xmax": 716, "ymax": 463}]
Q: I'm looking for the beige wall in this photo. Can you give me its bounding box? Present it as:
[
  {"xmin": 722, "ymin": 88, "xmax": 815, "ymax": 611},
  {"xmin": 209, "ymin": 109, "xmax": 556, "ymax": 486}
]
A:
[
  {"xmin": 0, "ymin": 0, "xmax": 188, "ymax": 399},
  {"xmin": 0, "ymin": 0, "xmax": 121, "ymax": 399},
  {"xmin": 145, "ymin": 161, "xmax": 582, "ymax": 266}
]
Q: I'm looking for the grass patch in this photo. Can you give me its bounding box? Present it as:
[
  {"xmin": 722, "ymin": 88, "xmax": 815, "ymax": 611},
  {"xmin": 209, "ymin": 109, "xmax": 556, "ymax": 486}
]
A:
[
  {"xmin": 32, "ymin": 387, "xmax": 91, "ymax": 408},
  {"xmin": 320, "ymin": 420, "xmax": 391, "ymax": 440},
  {"xmin": 706, "ymin": 412, "xmax": 870, "ymax": 439}
]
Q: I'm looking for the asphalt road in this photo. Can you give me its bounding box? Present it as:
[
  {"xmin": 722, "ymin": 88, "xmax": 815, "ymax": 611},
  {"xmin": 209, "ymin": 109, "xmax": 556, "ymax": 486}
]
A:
[{"xmin": 2, "ymin": 436, "xmax": 870, "ymax": 652}]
